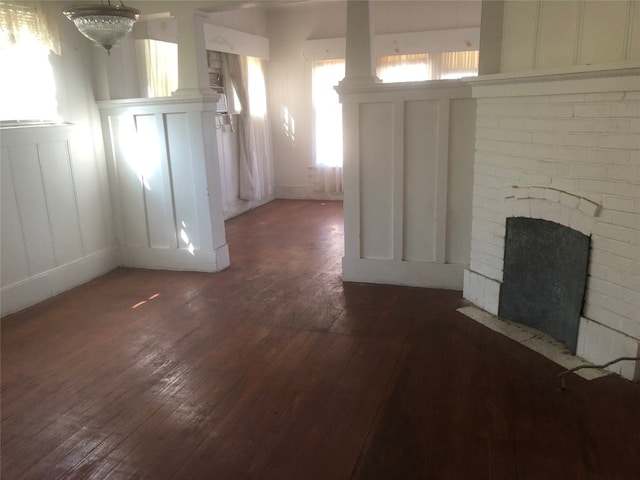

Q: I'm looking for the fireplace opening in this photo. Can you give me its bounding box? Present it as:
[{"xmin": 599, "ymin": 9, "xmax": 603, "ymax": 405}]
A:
[{"xmin": 499, "ymin": 217, "xmax": 591, "ymax": 354}]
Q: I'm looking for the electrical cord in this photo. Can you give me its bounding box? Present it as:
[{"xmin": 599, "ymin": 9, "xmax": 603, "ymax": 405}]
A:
[{"xmin": 558, "ymin": 356, "xmax": 640, "ymax": 390}]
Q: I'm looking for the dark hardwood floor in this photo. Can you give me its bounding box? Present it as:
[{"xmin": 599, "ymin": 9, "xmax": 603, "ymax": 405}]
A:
[{"xmin": 2, "ymin": 200, "xmax": 639, "ymax": 479}]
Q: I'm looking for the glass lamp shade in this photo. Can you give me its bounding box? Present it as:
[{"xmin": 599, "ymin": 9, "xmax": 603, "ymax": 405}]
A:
[{"xmin": 63, "ymin": 2, "xmax": 141, "ymax": 54}]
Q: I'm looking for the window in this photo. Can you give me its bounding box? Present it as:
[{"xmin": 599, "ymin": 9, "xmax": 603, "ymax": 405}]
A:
[
  {"xmin": 247, "ymin": 56, "xmax": 267, "ymax": 117},
  {"xmin": 0, "ymin": 2, "xmax": 61, "ymax": 123},
  {"xmin": 136, "ymin": 39, "xmax": 178, "ymax": 98},
  {"xmin": 312, "ymin": 59, "xmax": 345, "ymax": 168},
  {"xmin": 376, "ymin": 51, "xmax": 479, "ymax": 83}
]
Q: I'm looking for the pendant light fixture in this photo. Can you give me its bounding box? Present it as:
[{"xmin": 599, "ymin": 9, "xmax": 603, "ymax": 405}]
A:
[{"xmin": 63, "ymin": 1, "xmax": 141, "ymax": 55}]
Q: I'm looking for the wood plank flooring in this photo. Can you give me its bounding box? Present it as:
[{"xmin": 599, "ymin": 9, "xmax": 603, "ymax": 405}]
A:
[{"xmin": 2, "ymin": 199, "xmax": 640, "ymax": 479}]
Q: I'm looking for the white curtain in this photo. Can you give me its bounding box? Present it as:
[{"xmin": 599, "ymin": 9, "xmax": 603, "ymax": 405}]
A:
[
  {"xmin": 312, "ymin": 59, "xmax": 345, "ymax": 194},
  {"xmin": 225, "ymin": 54, "xmax": 274, "ymax": 202},
  {"xmin": 311, "ymin": 166, "xmax": 343, "ymax": 194},
  {"xmin": 0, "ymin": 2, "xmax": 60, "ymax": 54},
  {"xmin": 430, "ymin": 50, "xmax": 479, "ymax": 79},
  {"xmin": 136, "ymin": 39, "xmax": 178, "ymax": 98},
  {"xmin": 376, "ymin": 53, "xmax": 431, "ymax": 83},
  {"xmin": 376, "ymin": 50, "xmax": 479, "ymax": 82},
  {"xmin": 0, "ymin": 2, "xmax": 60, "ymax": 122}
]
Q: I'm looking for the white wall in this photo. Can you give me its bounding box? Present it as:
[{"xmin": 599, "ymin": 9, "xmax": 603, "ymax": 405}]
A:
[
  {"xmin": 371, "ymin": 0, "xmax": 481, "ymax": 34},
  {"xmin": 267, "ymin": 0, "xmax": 481, "ymax": 200},
  {"xmin": 267, "ymin": 2, "xmax": 348, "ymax": 200},
  {"xmin": 206, "ymin": 6, "xmax": 268, "ymax": 36},
  {"xmin": 501, "ymin": 0, "xmax": 640, "ymax": 72},
  {"xmin": 1, "ymin": 2, "xmax": 118, "ymax": 316}
]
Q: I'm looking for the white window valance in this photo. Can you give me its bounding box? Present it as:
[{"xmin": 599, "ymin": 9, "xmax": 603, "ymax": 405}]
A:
[
  {"xmin": 0, "ymin": 2, "xmax": 60, "ymax": 54},
  {"xmin": 203, "ymin": 23, "xmax": 269, "ymax": 60},
  {"xmin": 303, "ymin": 27, "xmax": 480, "ymax": 61}
]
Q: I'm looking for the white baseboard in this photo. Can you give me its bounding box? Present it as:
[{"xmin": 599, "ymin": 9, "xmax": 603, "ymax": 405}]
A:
[
  {"xmin": 119, "ymin": 244, "xmax": 230, "ymax": 273},
  {"xmin": 223, "ymin": 195, "xmax": 275, "ymax": 220},
  {"xmin": 342, "ymin": 257, "xmax": 464, "ymax": 290},
  {"xmin": 275, "ymin": 186, "xmax": 343, "ymax": 201},
  {"xmin": 1, "ymin": 247, "xmax": 119, "ymax": 317}
]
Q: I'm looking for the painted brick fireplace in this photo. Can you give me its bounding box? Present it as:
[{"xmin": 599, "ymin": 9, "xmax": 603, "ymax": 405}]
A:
[{"xmin": 463, "ymin": 65, "xmax": 640, "ymax": 380}]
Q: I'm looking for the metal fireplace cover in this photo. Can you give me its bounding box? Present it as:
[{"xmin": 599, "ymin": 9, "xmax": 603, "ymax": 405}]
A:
[{"xmin": 499, "ymin": 217, "xmax": 591, "ymax": 354}]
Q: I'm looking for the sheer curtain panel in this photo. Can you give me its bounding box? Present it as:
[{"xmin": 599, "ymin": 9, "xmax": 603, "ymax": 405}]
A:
[
  {"xmin": 376, "ymin": 51, "xmax": 479, "ymax": 82},
  {"xmin": 224, "ymin": 54, "xmax": 273, "ymax": 202}
]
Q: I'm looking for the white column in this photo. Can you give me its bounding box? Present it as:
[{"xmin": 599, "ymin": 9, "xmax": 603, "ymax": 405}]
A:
[
  {"xmin": 340, "ymin": 0, "xmax": 380, "ymax": 88},
  {"xmin": 478, "ymin": 0, "xmax": 504, "ymax": 75},
  {"xmin": 337, "ymin": 0, "xmax": 377, "ymax": 280},
  {"xmin": 173, "ymin": 9, "xmax": 214, "ymax": 97},
  {"xmin": 167, "ymin": 8, "xmax": 228, "ymax": 270}
]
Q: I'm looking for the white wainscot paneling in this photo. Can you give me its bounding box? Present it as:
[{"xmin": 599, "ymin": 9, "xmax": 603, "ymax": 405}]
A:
[
  {"xmin": 1, "ymin": 147, "xmax": 30, "ymax": 287},
  {"xmin": 360, "ymin": 102, "xmax": 394, "ymax": 260},
  {"xmin": 446, "ymin": 98, "xmax": 476, "ymax": 265},
  {"xmin": 339, "ymin": 81, "xmax": 474, "ymax": 290},
  {"xmin": 99, "ymin": 96, "xmax": 230, "ymax": 273},
  {"xmin": 1, "ymin": 125, "xmax": 118, "ymax": 316},
  {"xmin": 8, "ymin": 143, "xmax": 57, "ymax": 273},
  {"xmin": 404, "ymin": 99, "xmax": 438, "ymax": 262},
  {"xmin": 165, "ymin": 112, "xmax": 201, "ymax": 250},
  {"xmin": 39, "ymin": 141, "xmax": 85, "ymax": 265}
]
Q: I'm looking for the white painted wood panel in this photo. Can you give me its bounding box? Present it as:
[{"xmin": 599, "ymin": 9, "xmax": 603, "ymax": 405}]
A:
[
  {"xmin": 342, "ymin": 102, "xmax": 361, "ymax": 261},
  {"xmin": 580, "ymin": 1, "xmax": 628, "ymax": 65},
  {"xmin": 535, "ymin": 1, "xmax": 581, "ymax": 69},
  {"xmin": 69, "ymin": 138, "xmax": 111, "ymax": 254},
  {"xmin": 9, "ymin": 144, "xmax": 57, "ymax": 275},
  {"xmin": 446, "ymin": 98, "xmax": 475, "ymax": 265},
  {"xmin": 403, "ymin": 100, "xmax": 438, "ymax": 262},
  {"xmin": 501, "ymin": 1, "xmax": 638, "ymax": 73},
  {"xmin": 135, "ymin": 114, "xmax": 176, "ymax": 249},
  {"xmin": 360, "ymin": 102, "xmax": 393, "ymax": 260},
  {"xmin": 39, "ymin": 141, "xmax": 84, "ymax": 265},
  {"xmin": 501, "ymin": 1, "xmax": 538, "ymax": 72},
  {"xmin": 165, "ymin": 112, "xmax": 201, "ymax": 251},
  {"xmin": 1, "ymin": 150, "xmax": 30, "ymax": 286},
  {"xmin": 630, "ymin": 2, "xmax": 640, "ymax": 60},
  {"xmin": 111, "ymin": 115, "xmax": 149, "ymax": 247}
]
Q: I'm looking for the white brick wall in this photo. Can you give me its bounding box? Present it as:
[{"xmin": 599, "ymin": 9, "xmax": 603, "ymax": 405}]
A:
[{"xmin": 465, "ymin": 69, "xmax": 640, "ymax": 379}]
